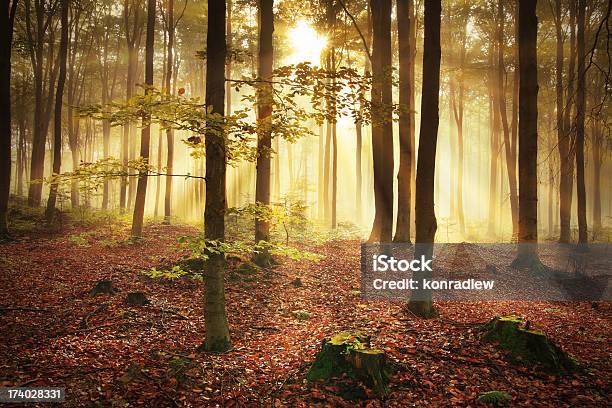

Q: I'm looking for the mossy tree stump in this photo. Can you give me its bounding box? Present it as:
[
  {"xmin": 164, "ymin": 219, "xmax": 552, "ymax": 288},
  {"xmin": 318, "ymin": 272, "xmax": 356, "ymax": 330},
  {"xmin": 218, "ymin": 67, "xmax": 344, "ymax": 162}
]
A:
[
  {"xmin": 481, "ymin": 316, "xmax": 577, "ymax": 373},
  {"xmin": 306, "ymin": 332, "xmax": 391, "ymax": 398}
]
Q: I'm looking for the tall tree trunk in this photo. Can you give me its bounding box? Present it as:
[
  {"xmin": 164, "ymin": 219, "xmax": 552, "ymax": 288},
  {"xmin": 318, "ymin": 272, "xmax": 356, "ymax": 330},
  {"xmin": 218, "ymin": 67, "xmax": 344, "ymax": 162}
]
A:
[
  {"xmin": 497, "ymin": 0, "xmax": 519, "ymax": 239},
  {"xmin": 408, "ymin": 0, "xmax": 416, "ymax": 239},
  {"xmin": 512, "ymin": 0, "xmax": 543, "ymax": 269},
  {"xmin": 450, "ymin": 9, "xmax": 467, "ymax": 236},
  {"xmin": 575, "ymin": 0, "xmax": 587, "ymax": 246},
  {"xmin": 45, "ymin": 0, "xmax": 69, "ymax": 220},
  {"xmin": 130, "ymin": 0, "xmax": 155, "ymax": 238},
  {"xmin": 408, "ymin": 0, "xmax": 440, "ymax": 318},
  {"xmin": 553, "ymin": 0, "xmax": 567, "ymax": 241},
  {"xmin": 0, "ymin": 0, "xmax": 18, "ymax": 235},
  {"xmin": 203, "ymin": 0, "xmax": 231, "ymax": 352},
  {"xmin": 27, "ymin": 0, "xmax": 55, "ymax": 207},
  {"xmin": 487, "ymin": 44, "xmax": 499, "ymax": 237},
  {"xmin": 164, "ymin": 0, "xmax": 175, "ymax": 223},
  {"xmin": 317, "ymin": 124, "xmax": 324, "ymax": 217},
  {"xmin": 559, "ymin": 0, "xmax": 576, "ymax": 243},
  {"xmin": 547, "ymin": 131, "xmax": 554, "ymax": 237},
  {"xmin": 323, "ymin": 89, "xmax": 331, "ymax": 221},
  {"xmin": 16, "ymin": 116, "xmax": 25, "ymax": 197},
  {"xmin": 254, "ymin": 0, "xmax": 273, "ymax": 265},
  {"xmin": 394, "ymin": 0, "xmax": 413, "ymax": 243},
  {"xmin": 330, "ymin": 50, "xmax": 337, "ymax": 229},
  {"xmin": 368, "ymin": 0, "xmax": 393, "ymax": 243},
  {"xmin": 592, "ymin": 122, "xmax": 602, "ymax": 231},
  {"xmin": 121, "ymin": 0, "xmax": 143, "ymax": 211}
]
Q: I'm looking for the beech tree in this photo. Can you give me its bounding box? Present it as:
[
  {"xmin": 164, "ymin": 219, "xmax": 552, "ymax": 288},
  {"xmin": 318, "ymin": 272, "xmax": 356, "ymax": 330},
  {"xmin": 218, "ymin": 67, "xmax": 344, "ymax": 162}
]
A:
[
  {"xmin": 408, "ymin": 0, "xmax": 441, "ymax": 318},
  {"xmin": 574, "ymin": 0, "xmax": 587, "ymax": 247},
  {"xmin": 254, "ymin": 0, "xmax": 274, "ymax": 265},
  {"xmin": 367, "ymin": 0, "xmax": 393, "ymax": 243},
  {"xmin": 130, "ymin": 0, "xmax": 155, "ymax": 238},
  {"xmin": 394, "ymin": 0, "xmax": 413, "ymax": 243},
  {"xmin": 0, "ymin": 0, "xmax": 18, "ymax": 236},
  {"xmin": 512, "ymin": 0, "xmax": 543, "ymax": 270},
  {"xmin": 203, "ymin": 0, "xmax": 231, "ymax": 352},
  {"xmin": 45, "ymin": 0, "xmax": 69, "ymax": 219}
]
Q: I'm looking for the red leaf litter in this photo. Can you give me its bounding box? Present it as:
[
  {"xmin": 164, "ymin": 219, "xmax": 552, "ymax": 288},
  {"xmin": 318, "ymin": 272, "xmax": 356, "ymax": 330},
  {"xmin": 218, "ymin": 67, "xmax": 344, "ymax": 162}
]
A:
[{"xmin": 0, "ymin": 224, "xmax": 610, "ymax": 407}]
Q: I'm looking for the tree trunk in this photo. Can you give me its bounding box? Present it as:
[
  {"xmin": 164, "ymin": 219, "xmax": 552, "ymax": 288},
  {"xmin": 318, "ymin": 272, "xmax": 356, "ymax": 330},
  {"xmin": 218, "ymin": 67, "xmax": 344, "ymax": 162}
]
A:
[
  {"xmin": 368, "ymin": 0, "xmax": 394, "ymax": 243},
  {"xmin": 575, "ymin": 0, "xmax": 587, "ymax": 246},
  {"xmin": 394, "ymin": 0, "xmax": 413, "ymax": 243},
  {"xmin": 408, "ymin": 0, "xmax": 440, "ymax": 318},
  {"xmin": 330, "ymin": 51, "xmax": 337, "ymax": 229},
  {"xmin": 203, "ymin": 0, "xmax": 231, "ymax": 352},
  {"xmin": 130, "ymin": 0, "xmax": 155, "ymax": 238},
  {"xmin": 164, "ymin": 0, "xmax": 175, "ymax": 223},
  {"xmin": 45, "ymin": 0, "xmax": 69, "ymax": 220},
  {"xmin": 553, "ymin": 0, "xmax": 566, "ymax": 240},
  {"xmin": 254, "ymin": 0, "xmax": 273, "ymax": 265},
  {"xmin": 497, "ymin": 0, "xmax": 518, "ymax": 239},
  {"xmin": 0, "ymin": 0, "xmax": 17, "ymax": 235},
  {"xmin": 559, "ymin": 0, "xmax": 576, "ymax": 243},
  {"xmin": 547, "ymin": 131, "xmax": 554, "ymax": 237},
  {"xmin": 512, "ymin": 0, "xmax": 542, "ymax": 269},
  {"xmin": 154, "ymin": 128, "xmax": 162, "ymax": 218},
  {"xmin": 592, "ymin": 122, "xmax": 602, "ymax": 231},
  {"xmin": 487, "ymin": 44, "xmax": 499, "ymax": 237},
  {"xmin": 27, "ymin": 0, "xmax": 56, "ymax": 207}
]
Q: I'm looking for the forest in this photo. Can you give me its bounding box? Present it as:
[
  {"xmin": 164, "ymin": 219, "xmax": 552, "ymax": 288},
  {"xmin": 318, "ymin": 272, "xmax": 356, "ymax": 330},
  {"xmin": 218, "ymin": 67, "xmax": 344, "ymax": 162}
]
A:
[{"xmin": 0, "ymin": 0, "xmax": 610, "ymax": 406}]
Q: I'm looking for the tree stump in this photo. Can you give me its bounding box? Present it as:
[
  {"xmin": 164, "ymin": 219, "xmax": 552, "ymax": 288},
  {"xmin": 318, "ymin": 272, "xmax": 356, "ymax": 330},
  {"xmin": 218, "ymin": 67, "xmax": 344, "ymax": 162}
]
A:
[
  {"xmin": 481, "ymin": 316, "xmax": 577, "ymax": 373},
  {"xmin": 306, "ymin": 332, "xmax": 391, "ymax": 397},
  {"xmin": 89, "ymin": 280, "xmax": 117, "ymax": 296},
  {"xmin": 125, "ymin": 292, "xmax": 150, "ymax": 306}
]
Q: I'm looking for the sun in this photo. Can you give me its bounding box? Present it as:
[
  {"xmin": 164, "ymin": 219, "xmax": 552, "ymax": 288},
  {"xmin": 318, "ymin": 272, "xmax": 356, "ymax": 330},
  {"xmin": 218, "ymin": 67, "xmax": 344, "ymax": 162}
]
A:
[{"xmin": 287, "ymin": 20, "xmax": 327, "ymax": 65}]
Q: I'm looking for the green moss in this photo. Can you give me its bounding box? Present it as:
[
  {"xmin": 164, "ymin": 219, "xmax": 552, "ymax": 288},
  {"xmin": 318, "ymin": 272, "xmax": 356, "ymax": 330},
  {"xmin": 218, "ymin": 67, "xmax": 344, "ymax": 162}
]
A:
[
  {"xmin": 292, "ymin": 310, "xmax": 311, "ymax": 320},
  {"xmin": 481, "ymin": 316, "xmax": 577, "ymax": 373},
  {"xmin": 477, "ymin": 390, "xmax": 512, "ymax": 405},
  {"xmin": 307, "ymin": 332, "xmax": 391, "ymax": 397}
]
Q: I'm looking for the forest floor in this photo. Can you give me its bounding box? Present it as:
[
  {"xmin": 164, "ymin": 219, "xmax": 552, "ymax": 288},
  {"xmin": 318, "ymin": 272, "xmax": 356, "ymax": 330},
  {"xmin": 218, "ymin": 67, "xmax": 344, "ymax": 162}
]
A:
[{"xmin": 0, "ymin": 220, "xmax": 610, "ymax": 407}]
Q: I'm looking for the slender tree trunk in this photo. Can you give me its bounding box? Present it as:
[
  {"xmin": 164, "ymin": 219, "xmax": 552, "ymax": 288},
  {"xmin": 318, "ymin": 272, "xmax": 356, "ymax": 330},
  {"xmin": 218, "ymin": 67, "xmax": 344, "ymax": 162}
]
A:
[
  {"xmin": 548, "ymin": 131, "xmax": 554, "ymax": 237},
  {"xmin": 131, "ymin": 0, "xmax": 155, "ymax": 238},
  {"xmin": 487, "ymin": 45, "xmax": 499, "ymax": 237},
  {"xmin": 28, "ymin": 0, "xmax": 52, "ymax": 207},
  {"xmin": 0, "ymin": 0, "xmax": 18, "ymax": 235},
  {"xmin": 203, "ymin": 0, "xmax": 231, "ymax": 353},
  {"xmin": 323, "ymin": 90, "xmax": 331, "ymax": 221},
  {"xmin": 330, "ymin": 50, "xmax": 337, "ymax": 229},
  {"xmin": 317, "ymin": 124, "xmax": 324, "ymax": 217},
  {"xmin": 368, "ymin": 0, "xmax": 394, "ymax": 243},
  {"xmin": 254, "ymin": 0, "xmax": 274, "ymax": 265},
  {"xmin": 512, "ymin": 0, "xmax": 542, "ymax": 268},
  {"xmin": 592, "ymin": 122, "xmax": 602, "ymax": 231},
  {"xmin": 408, "ymin": 0, "xmax": 440, "ymax": 318},
  {"xmin": 164, "ymin": 0, "xmax": 175, "ymax": 223},
  {"xmin": 273, "ymin": 135, "xmax": 280, "ymax": 201},
  {"xmin": 16, "ymin": 117, "xmax": 25, "ymax": 197},
  {"xmin": 45, "ymin": 0, "xmax": 69, "ymax": 220},
  {"xmin": 553, "ymin": 0, "xmax": 567, "ymax": 241},
  {"xmin": 559, "ymin": 0, "xmax": 576, "ymax": 243},
  {"xmin": 575, "ymin": 0, "xmax": 587, "ymax": 246},
  {"xmin": 331, "ymin": 105, "xmax": 337, "ymax": 229},
  {"xmin": 394, "ymin": 0, "xmax": 413, "ymax": 243},
  {"xmin": 154, "ymin": 127, "xmax": 162, "ymax": 218},
  {"xmin": 408, "ymin": 0, "xmax": 416, "ymax": 239},
  {"xmin": 497, "ymin": 0, "xmax": 518, "ymax": 239}
]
